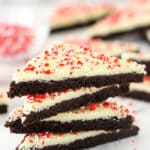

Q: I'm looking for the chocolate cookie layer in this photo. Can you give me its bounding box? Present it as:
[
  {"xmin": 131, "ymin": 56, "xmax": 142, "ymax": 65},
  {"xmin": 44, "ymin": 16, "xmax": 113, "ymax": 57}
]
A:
[
  {"xmin": 8, "ymin": 73, "xmax": 143, "ymax": 98},
  {"xmin": 5, "ymin": 115, "xmax": 133, "ymax": 134},
  {"xmin": 0, "ymin": 105, "xmax": 7, "ymax": 114},
  {"xmin": 126, "ymin": 91, "xmax": 150, "ymax": 102},
  {"xmin": 16, "ymin": 125, "xmax": 139, "ymax": 150}
]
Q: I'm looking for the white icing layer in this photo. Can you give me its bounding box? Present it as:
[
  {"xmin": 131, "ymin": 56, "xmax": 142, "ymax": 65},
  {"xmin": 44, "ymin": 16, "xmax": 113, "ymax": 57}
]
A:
[
  {"xmin": 7, "ymin": 106, "xmax": 23, "ymax": 122},
  {"xmin": 42, "ymin": 102, "xmax": 127, "ymax": 122},
  {"xmin": 122, "ymin": 52, "xmax": 150, "ymax": 62},
  {"xmin": 13, "ymin": 42, "xmax": 145, "ymax": 83},
  {"xmin": 18, "ymin": 129, "xmax": 112, "ymax": 149},
  {"xmin": 8, "ymin": 101, "xmax": 129, "ymax": 123},
  {"xmin": 130, "ymin": 76, "xmax": 150, "ymax": 93},
  {"xmin": 51, "ymin": 3, "xmax": 115, "ymax": 29},
  {"xmin": 65, "ymin": 38, "xmax": 139, "ymax": 57},
  {"xmin": 0, "ymin": 92, "xmax": 8, "ymax": 105},
  {"xmin": 88, "ymin": 9, "xmax": 150, "ymax": 37}
]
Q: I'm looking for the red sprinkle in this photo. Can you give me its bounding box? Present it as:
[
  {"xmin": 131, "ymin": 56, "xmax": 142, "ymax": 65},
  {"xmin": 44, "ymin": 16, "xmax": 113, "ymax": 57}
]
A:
[
  {"xmin": 102, "ymin": 102, "xmax": 110, "ymax": 108},
  {"xmin": 42, "ymin": 141, "xmax": 45, "ymax": 145},
  {"xmin": 27, "ymin": 94, "xmax": 47, "ymax": 103},
  {"xmin": 72, "ymin": 132, "xmax": 78, "ymax": 135},
  {"xmin": 125, "ymin": 108, "xmax": 129, "ymax": 113},
  {"xmin": 29, "ymin": 140, "xmax": 33, "ymax": 143},
  {"xmin": 58, "ymin": 133, "xmax": 64, "ymax": 137},
  {"xmin": 44, "ymin": 50, "xmax": 50, "ymax": 56},
  {"xmin": 77, "ymin": 60, "xmax": 83, "ymax": 65},
  {"xmin": 44, "ymin": 63, "xmax": 49, "ymax": 67},
  {"xmin": 59, "ymin": 63, "xmax": 65, "ymax": 67},
  {"xmin": 89, "ymin": 103, "xmax": 97, "ymax": 111},
  {"xmin": 38, "ymin": 132, "xmax": 52, "ymax": 138},
  {"xmin": 43, "ymin": 70, "xmax": 52, "ymax": 74},
  {"xmin": 25, "ymin": 64, "xmax": 35, "ymax": 71}
]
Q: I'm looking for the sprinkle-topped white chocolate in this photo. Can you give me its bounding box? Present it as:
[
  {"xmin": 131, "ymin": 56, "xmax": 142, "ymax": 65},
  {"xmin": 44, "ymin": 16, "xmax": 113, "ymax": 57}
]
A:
[
  {"xmin": 126, "ymin": 0, "xmax": 150, "ymax": 11},
  {"xmin": 65, "ymin": 38, "xmax": 139, "ymax": 56},
  {"xmin": 130, "ymin": 76, "xmax": 150, "ymax": 93},
  {"xmin": 51, "ymin": 3, "xmax": 115, "ymax": 29},
  {"xmin": 13, "ymin": 42, "xmax": 145, "ymax": 83},
  {"xmin": 7, "ymin": 101, "xmax": 130, "ymax": 123},
  {"xmin": 122, "ymin": 52, "xmax": 150, "ymax": 62},
  {"xmin": 88, "ymin": 9, "xmax": 150, "ymax": 37},
  {"xmin": 0, "ymin": 91, "xmax": 8, "ymax": 105},
  {"xmin": 18, "ymin": 130, "xmax": 112, "ymax": 150}
]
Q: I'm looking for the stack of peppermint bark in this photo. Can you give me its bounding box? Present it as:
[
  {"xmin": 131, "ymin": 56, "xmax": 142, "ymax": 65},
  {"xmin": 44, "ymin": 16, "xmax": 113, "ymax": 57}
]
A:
[{"xmin": 5, "ymin": 42, "xmax": 145, "ymax": 150}]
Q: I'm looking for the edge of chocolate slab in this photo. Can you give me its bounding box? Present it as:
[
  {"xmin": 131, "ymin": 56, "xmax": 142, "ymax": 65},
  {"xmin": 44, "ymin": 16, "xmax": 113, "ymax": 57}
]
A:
[
  {"xmin": 0, "ymin": 105, "xmax": 7, "ymax": 114},
  {"xmin": 91, "ymin": 25, "xmax": 150, "ymax": 39},
  {"xmin": 126, "ymin": 91, "xmax": 150, "ymax": 102},
  {"xmin": 126, "ymin": 59, "xmax": 150, "ymax": 75},
  {"xmin": 22, "ymin": 84, "xmax": 128, "ymax": 126},
  {"xmin": 139, "ymin": 30, "xmax": 150, "ymax": 43},
  {"xmin": 16, "ymin": 125, "xmax": 139, "ymax": 150},
  {"xmin": 5, "ymin": 115, "xmax": 133, "ymax": 134},
  {"xmin": 50, "ymin": 14, "xmax": 108, "ymax": 33},
  {"xmin": 8, "ymin": 73, "xmax": 143, "ymax": 98}
]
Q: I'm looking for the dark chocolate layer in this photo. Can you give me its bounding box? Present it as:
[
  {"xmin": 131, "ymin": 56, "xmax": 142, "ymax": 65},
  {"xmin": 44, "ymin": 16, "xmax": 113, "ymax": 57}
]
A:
[
  {"xmin": 50, "ymin": 14, "xmax": 108, "ymax": 33},
  {"xmin": 126, "ymin": 91, "xmax": 150, "ymax": 102},
  {"xmin": 8, "ymin": 73, "xmax": 143, "ymax": 98},
  {"xmin": 21, "ymin": 84, "xmax": 129, "ymax": 126},
  {"xmin": 5, "ymin": 115, "xmax": 133, "ymax": 134},
  {"xmin": 0, "ymin": 105, "xmax": 7, "ymax": 114},
  {"xmin": 92, "ymin": 25, "xmax": 150, "ymax": 39},
  {"xmin": 16, "ymin": 125, "xmax": 139, "ymax": 150}
]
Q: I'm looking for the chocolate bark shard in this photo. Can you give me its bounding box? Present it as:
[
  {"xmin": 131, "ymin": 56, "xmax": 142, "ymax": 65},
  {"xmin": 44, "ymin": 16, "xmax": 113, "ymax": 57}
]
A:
[
  {"xmin": 16, "ymin": 126, "xmax": 139, "ymax": 150},
  {"xmin": 5, "ymin": 99, "xmax": 133, "ymax": 133},
  {"xmin": 122, "ymin": 52, "xmax": 150, "ymax": 75},
  {"xmin": 88, "ymin": 9, "xmax": 150, "ymax": 39},
  {"xmin": 126, "ymin": 76, "xmax": 150, "ymax": 102},
  {"xmin": 5, "ymin": 116, "xmax": 133, "ymax": 134},
  {"xmin": 8, "ymin": 73, "xmax": 143, "ymax": 98},
  {"xmin": 8, "ymin": 42, "xmax": 145, "ymax": 98},
  {"xmin": 50, "ymin": 3, "xmax": 115, "ymax": 32}
]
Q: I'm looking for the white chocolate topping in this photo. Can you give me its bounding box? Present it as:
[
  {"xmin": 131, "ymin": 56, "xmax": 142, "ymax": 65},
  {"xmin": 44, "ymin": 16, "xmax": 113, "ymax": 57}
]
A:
[
  {"xmin": 130, "ymin": 76, "xmax": 150, "ymax": 93},
  {"xmin": 51, "ymin": 3, "xmax": 115, "ymax": 29},
  {"xmin": 65, "ymin": 38, "xmax": 139, "ymax": 57},
  {"xmin": 7, "ymin": 101, "xmax": 130, "ymax": 123},
  {"xmin": 13, "ymin": 42, "xmax": 145, "ymax": 83},
  {"xmin": 18, "ymin": 130, "xmax": 112, "ymax": 149},
  {"xmin": 122, "ymin": 52, "xmax": 150, "ymax": 62},
  {"xmin": 88, "ymin": 9, "xmax": 150, "ymax": 37}
]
